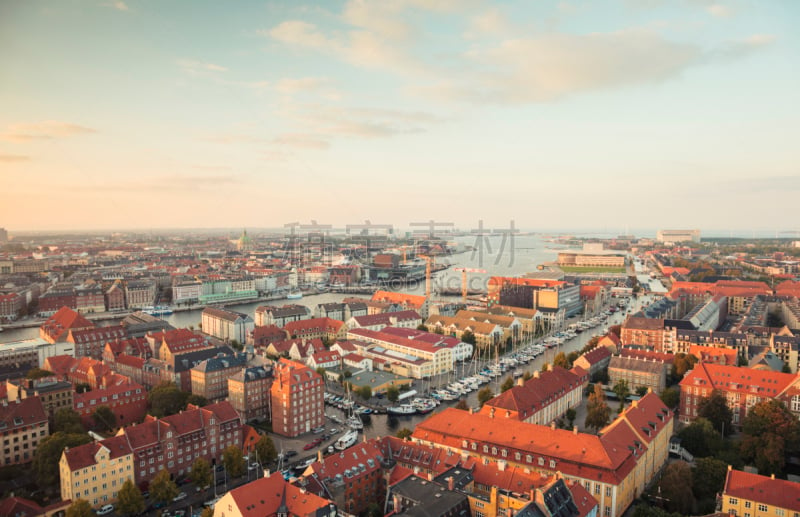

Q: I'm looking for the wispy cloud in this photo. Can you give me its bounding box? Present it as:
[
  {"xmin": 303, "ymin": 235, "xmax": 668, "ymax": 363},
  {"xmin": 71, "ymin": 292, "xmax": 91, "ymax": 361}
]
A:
[
  {"xmin": 0, "ymin": 153, "xmax": 31, "ymax": 162},
  {"xmin": 177, "ymin": 59, "xmax": 228, "ymax": 75},
  {"xmin": 708, "ymin": 33, "xmax": 776, "ymax": 60},
  {"xmin": 102, "ymin": 1, "xmax": 129, "ymax": 12},
  {"xmin": 273, "ymin": 133, "xmax": 330, "ymax": 149},
  {"xmin": 1, "ymin": 121, "xmax": 97, "ymax": 142},
  {"xmin": 275, "ymin": 77, "xmax": 330, "ymax": 94},
  {"xmin": 706, "ymin": 4, "xmax": 733, "ymax": 18}
]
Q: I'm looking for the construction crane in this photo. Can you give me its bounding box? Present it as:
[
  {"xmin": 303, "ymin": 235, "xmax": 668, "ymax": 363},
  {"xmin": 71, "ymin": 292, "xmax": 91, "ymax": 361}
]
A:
[
  {"xmin": 418, "ymin": 254, "xmax": 434, "ymax": 299},
  {"xmin": 453, "ymin": 267, "xmax": 487, "ymax": 302}
]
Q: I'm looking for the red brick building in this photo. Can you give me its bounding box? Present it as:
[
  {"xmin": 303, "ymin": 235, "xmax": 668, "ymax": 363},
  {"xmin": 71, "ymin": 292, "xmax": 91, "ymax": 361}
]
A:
[
  {"xmin": 679, "ymin": 363, "xmax": 797, "ymax": 427},
  {"xmin": 283, "ymin": 317, "xmax": 347, "ymax": 342},
  {"xmin": 40, "ymin": 306, "xmax": 94, "ymax": 343},
  {"xmin": 66, "ymin": 326, "xmax": 127, "ymax": 359},
  {"xmin": 74, "ymin": 382, "xmax": 147, "ymax": 429},
  {"xmin": 0, "ymin": 293, "xmax": 24, "ymax": 322},
  {"xmin": 270, "ymin": 358, "xmax": 324, "ymax": 437},
  {"xmin": 620, "ymin": 316, "xmax": 666, "ymax": 350}
]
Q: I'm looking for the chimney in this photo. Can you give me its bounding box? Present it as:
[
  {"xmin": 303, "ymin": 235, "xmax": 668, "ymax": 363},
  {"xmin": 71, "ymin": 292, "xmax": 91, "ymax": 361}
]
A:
[
  {"xmin": 317, "ymin": 450, "xmax": 323, "ymax": 463},
  {"xmin": 573, "ymin": 426, "xmax": 578, "ymax": 435},
  {"xmin": 533, "ymin": 370, "xmax": 540, "ymax": 379},
  {"xmin": 447, "ymin": 476, "xmax": 454, "ymax": 491},
  {"xmin": 550, "ymin": 422, "xmax": 556, "ymax": 430},
  {"xmin": 489, "ymin": 407, "xmax": 495, "ymax": 419},
  {"xmin": 516, "ymin": 377, "xmax": 524, "ymax": 387},
  {"xmin": 771, "ymin": 473, "xmax": 775, "ymax": 480},
  {"xmin": 428, "ymin": 472, "xmax": 434, "ymax": 481}
]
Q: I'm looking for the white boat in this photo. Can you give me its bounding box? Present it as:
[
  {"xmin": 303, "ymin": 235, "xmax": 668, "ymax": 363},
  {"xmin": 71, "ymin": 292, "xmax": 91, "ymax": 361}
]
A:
[
  {"xmin": 347, "ymin": 414, "xmax": 364, "ymax": 430},
  {"xmin": 142, "ymin": 305, "xmax": 173, "ymax": 316},
  {"xmin": 335, "ymin": 429, "xmax": 359, "ymax": 451},
  {"xmin": 286, "ymin": 291, "xmax": 303, "ymax": 300},
  {"xmin": 387, "ymin": 404, "xmax": 417, "ymax": 415}
]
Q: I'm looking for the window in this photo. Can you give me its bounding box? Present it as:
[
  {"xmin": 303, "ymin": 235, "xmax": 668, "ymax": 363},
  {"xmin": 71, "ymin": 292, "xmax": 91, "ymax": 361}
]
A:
[
  {"xmin": 604, "ymin": 506, "xmax": 611, "ymax": 517},
  {"xmin": 745, "ymin": 502, "xmax": 751, "ymax": 509},
  {"xmin": 606, "ymin": 486, "xmax": 612, "ymax": 497},
  {"xmin": 757, "ymin": 505, "xmax": 767, "ymax": 512},
  {"xmin": 595, "ymin": 484, "xmax": 601, "ymax": 495},
  {"xmin": 728, "ymin": 498, "xmax": 738, "ymax": 506}
]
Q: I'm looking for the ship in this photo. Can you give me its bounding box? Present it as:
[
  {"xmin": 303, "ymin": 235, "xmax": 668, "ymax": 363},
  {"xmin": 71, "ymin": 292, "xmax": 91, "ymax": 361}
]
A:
[
  {"xmin": 334, "ymin": 429, "xmax": 359, "ymax": 451},
  {"xmin": 286, "ymin": 291, "xmax": 303, "ymax": 300}
]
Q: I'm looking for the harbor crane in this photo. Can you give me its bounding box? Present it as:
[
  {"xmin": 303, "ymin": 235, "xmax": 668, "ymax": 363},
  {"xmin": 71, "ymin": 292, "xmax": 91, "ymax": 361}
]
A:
[{"xmin": 453, "ymin": 267, "xmax": 487, "ymax": 302}]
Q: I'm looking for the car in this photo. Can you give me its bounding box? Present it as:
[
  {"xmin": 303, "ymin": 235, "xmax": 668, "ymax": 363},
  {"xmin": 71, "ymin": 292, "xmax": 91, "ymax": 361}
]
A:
[
  {"xmin": 248, "ymin": 462, "xmax": 259, "ymax": 471},
  {"xmin": 173, "ymin": 510, "xmax": 186, "ymax": 517},
  {"xmin": 303, "ymin": 442, "xmax": 316, "ymax": 450},
  {"xmin": 195, "ymin": 485, "xmax": 210, "ymax": 493},
  {"xmin": 177, "ymin": 477, "xmax": 192, "ymax": 486},
  {"xmin": 142, "ymin": 491, "xmax": 150, "ymax": 499},
  {"xmin": 204, "ymin": 497, "xmax": 220, "ymax": 508},
  {"xmin": 96, "ymin": 505, "xmax": 115, "ymax": 516},
  {"xmin": 215, "ymin": 465, "xmax": 225, "ymax": 472},
  {"xmin": 151, "ymin": 502, "xmax": 167, "ymax": 510},
  {"xmin": 312, "ymin": 426, "xmax": 325, "ymax": 434},
  {"xmin": 285, "ymin": 450, "xmax": 298, "ymax": 458},
  {"xmin": 173, "ymin": 492, "xmax": 187, "ymax": 502}
]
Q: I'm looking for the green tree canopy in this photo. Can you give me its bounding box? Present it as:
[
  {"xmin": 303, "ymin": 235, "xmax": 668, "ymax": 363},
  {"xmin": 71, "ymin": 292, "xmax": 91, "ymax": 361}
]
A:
[
  {"xmin": 92, "ymin": 405, "xmax": 116, "ymax": 432},
  {"xmin": 659, "ymin": 387, "xmax": 680, "ymax": 409},
  {"xmin": 697, "ymin": 391, "xmax": 733, "ymax": 437},
  {"xmin": 255, "ymin": 435, "xmax": 278, "ymax": 465},
  {"xmin": 396, "ymin": 428, "xmax": 413, "ymax": 440},
  {"xmin": 460, "ymin": 330, "xmax": 476, "ymax": 345},
  {"xmin": 584, "ymin": 384, "xmax": 610, "ymax": 432},
  {"xmin": 117, "ymin": 479, "xmax": 145, "ymax": 516},
  {"xmin": 65, "ymin": 499, "xmax": 93, "ymax": 517},
  {"xmin": 454, "ymin": 399, "xmax": 469, "ymax": 411},
  {"xmin": 53, "ymin": 408, "xmax": 84, "ymax": 434},
  {"xmin": 357, "ymin": 385, "xmax": 372, "ymax": 400},
  {"xmin": 677, "ymin": 418, "xmax": 722, "ymax": 458},
  {"xmin": 477, "ymin": 386, "xmax": 494, "ymax": 407},
  {"xmin": 612, "ymin": 379, "xmax": 631, "ymax": 411},
  {"xmin": 740, "ymin": 399, "xmax": 800, "ymax": 476},
  {"xmin": 522, "ymin": 371, "xmax": 533, "ymax": 381},
  {"xmin": 149, "ymin": 468, "xmax": 179, "ymax": 504},
  {"xmin": 553, "ymin": 352, "xmax": 570, "ymax": 369},
  {"xmin": 148, "ymin": 382, "xmax": 190, "ymax": 418},
  {"xmin": 635, "ymin": 386, "xmax": 649, "ymax": 397},
  {"xmin": 191, "ymin": 458, "xmax": 212, "ymax": 489},
  {"xmin": 223, "ymin": 445, "xmax": 245, "ymax": 478},
  {"xmin": 386, "ymin": 385, "xmax": 400, "ymax": 403},
  {"xmin": 692, "ymin": 457, "xmax": 728, "ymax": 502},
  {"xmin": 416, "ymin": 324, "xmax": 428, "ymax": 331},
  {"xmin": 32, "ymin": 432, "xmax": 92, "ymax": 487},
  {"xmin": 565, "ymin": 408, "xmax": 576, "ymax": 428},
  {"xmin": 26, "ymin": 368, "xmax": 55, "ymax": 380},
  {"xmin": 186, "ymin": 394, "xmax": 209, "ymax": 408},
  {"xmin": 501, "ymin": 376, "xmax": 515, "ymax": 393}
]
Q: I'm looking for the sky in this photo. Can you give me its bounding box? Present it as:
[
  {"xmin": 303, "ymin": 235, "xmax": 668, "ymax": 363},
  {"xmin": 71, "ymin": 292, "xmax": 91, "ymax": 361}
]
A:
[{"xmin": 1, "ymin": 0, "xmax": 798, "ymax": 235}]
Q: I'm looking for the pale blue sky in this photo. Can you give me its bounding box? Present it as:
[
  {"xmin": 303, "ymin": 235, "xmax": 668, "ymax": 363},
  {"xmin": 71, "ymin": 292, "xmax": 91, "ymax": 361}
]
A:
[{"xmin": 1, "ymin": 0, "xmax": 798, "ymax": 234}]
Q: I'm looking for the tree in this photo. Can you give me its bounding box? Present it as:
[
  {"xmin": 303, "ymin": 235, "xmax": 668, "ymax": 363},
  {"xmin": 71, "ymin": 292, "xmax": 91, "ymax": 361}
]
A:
[
  {"xmin": 697, "ymin": 391, "xmax": 733, "ymax": 437},
  {"xmin": 454, "ymin": 399, "xmax": 469, "ymax": 411},
  {"xmin": 201, "ymin": 508, "xmax": 214, "ymax": 517},
  {"xmin": 565, "ymin": 408, "xmax": 576, "ymax": 428},
  {"xmin": 396, "ymin": 428, "xmax": 413, "ymax": 440},
  {"xmin": 692, "ymin": 457, "xmax": 728, "ymax": 502},
  {"xmin": 477, "ymin": 386, "xmax": 494, "ymax": 407},
  {"xmin": 635, "ymin": 386, "xmax": 649, "ymax": 397},
  {"xmin": 566, "ymin": 351, "xmax": 579, "ymax": 365},
  {"xmin": 460, "ymin": 330, "xmax": 476, "ymax": 345},
  {"xmin": 522, "ymin": 371, "xmax": 533, "ymax": 381},
  {"xmin": 191, "ymin": 458, "xmax": 212, "ymax": 489},
  {"xmin": 659, "ymin": 387, "xmax": 680, "ymax": 409},
  {"xmin": 187, "ymin": 394, "xmax": 209, "ymax": 407},
  {"xmin": 26, "ymin": 367, "xmax": 55, "ymax": 380},
  {"xmin": 66, "ymin": 499, "xmax": 93, "ymax": 517},
  {"xmin": 631, "ymin": 504, "xmax": 682, "ymax": 517},
  {"xmin": 386, "ymin": 385, "xmax": 400, "ymax": 403},
  {"xmin": 32, "ymin": 432, "xmax": 92, "ymax": 487},
  {"xmin": 148, "ymin": 382, "xmax": 190, "ymax": 418},
  {"xmin": 416, "ymin": 324, "xmax": 428, "ymax": 331},
  {"xmin": 54, "ymin": 408, "xmax": 84, "ymax": 434},
  {"xmin": 612, "ymin": 379, "xmax": 630, "ymax": 412},
  {"xmin": 357, "ymin": 385, "xmax": 372, "ymax": 401},
  {"xmin": 223, "ymin": 445, "xmax": 245, "ymax": 478},
  {"xmin": 553, "ymin": 352, "xmax": 570, "ymax": 369},
  {"xmin": 230, "ymin": 339, "xmax": 243, "ymax": 351},
  {"xmin": 740, "ymin": 399, "xmax": 800, "ymax": 476},
  {"xmin": 365, "ymin": 502, "xmax": 383, "ymax": 517},
  {"xmin": 92, "ymin": 405, "xmax": 116, "ymax": 432},
  {"xmin": 75, "ymin": 382, "xmax": 91, "ymax": 394},
  {"xmin": 592, "ymin": 368, "xmax": 609, "ymax": 385},
  {"xmin": 584, "ymin": 384, "xmax": 610, "ymax": 432},
  {"xmin": 671, "ymin": 353, "xmax": 698, "ymax": 383},
  {"xmin": 150, "ymin": 468, "xmax": 179, "ymax": 504},
  {"xmin": 316, "ymin": 367, "xmax": 326, "ymax": 377},
  {"xmin": 677, "ymin": 418, "xmax": 722, "ymax": 458},
  {"xmin": 255, "ymin": 435, "xmax": 278, "ymax": 465},
  {"xmin": 117, "ymin": 478, "xmax": 145, "ymax": 516},
  {"xmin": 501, "ymin": 376, "xmax": 515, "ymax": 393},
  {"xmin": 657, "ymin": 461, "xmax": 695, "ymax": 515}
]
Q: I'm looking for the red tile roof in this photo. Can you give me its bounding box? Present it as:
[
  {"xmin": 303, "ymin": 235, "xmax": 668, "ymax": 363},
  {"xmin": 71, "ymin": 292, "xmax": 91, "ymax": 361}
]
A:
[
  {"xmin": 481, "ymin": 366, "xmax": 586, "ymax": 417},
  {"xmin": 225, "ymin": 471, "xmax": 333, "ymax": 517},
  {"xmin": 0, "ymin": 497, "xmax": 45, "ymax": 517},
  {"xmin": 371, "ymin": 290, "xmax": 427, "ymax": 307},
  {"xmin": 723, "ymin": 468, "xmax": 800, "ymax": 511},
  {"xmin": 350, "ymin": 310, "xmax": 422, "ymax": 328},
  {"xmin": 679, "ymin": 363, "xmax": 797, "ymax": 398},
  {"xmin": 284, "ymin": 317, "xmax": 344, "ymax": 336},
  {"xmin": 412, "ymin": 408, "xmax": 637, "ymax": 484},
  {"xmin": 40, "ymin": 306, "xmax": 94, "ymax": 341},
  {"xmin": 63, "ymin": 434, "xmax": 132, "ymax": 471},
  {"xmin": 0, "ymin": 397, "xmax": 47, "ymax": 432},
  {"xmin": 579, "ymin": 346, "xmax": 612, "ymax": 367}
]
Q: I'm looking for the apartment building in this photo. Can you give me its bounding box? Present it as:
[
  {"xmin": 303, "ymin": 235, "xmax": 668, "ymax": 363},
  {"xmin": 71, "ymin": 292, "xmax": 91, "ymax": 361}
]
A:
[
  {"xmin": 0, "ymin": 397, "xmax": 48, "ymax": 466},
  {"xmin": 254, "ymin": 304, "xmax": 311, "ymax": 327},
  {"xmin": 73, "ymin": 382, "xmax": 147, "ymax": 429},
  {"xmin": 190, "ymin": 353, "xmax": 249, "ymax": 401},
  {"xmin": 59, "ymin": 435, "xmax": 134, "ymax": 508},
  {"xmin": 721, "ymin": 467, "xmax": 800, "ymax": 517},
  {"xmin": 201, "ymin": 307, "xmax": 254, "ymax": 344},
  {"xmin": 6, "ymin": 376, "xmax": 74, "ymax": 419},
  {"xmin": 227, "ymin": 366, "xmax": 272, "ymax": 422},
  {"xmin": 270, "ymin": 359, "xmax": 324, "ymax": 438}
]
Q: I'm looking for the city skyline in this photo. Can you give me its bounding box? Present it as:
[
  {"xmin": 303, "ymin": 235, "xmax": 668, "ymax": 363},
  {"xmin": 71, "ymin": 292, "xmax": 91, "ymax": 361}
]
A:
[{"xmin": 2, "ymin": 0, "xmax": 798, "ymax": 232}]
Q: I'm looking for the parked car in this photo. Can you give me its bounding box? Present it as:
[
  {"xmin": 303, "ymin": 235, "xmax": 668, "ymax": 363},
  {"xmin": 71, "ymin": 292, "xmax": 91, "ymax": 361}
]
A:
[
  {"xmin": 96, "ymin": 505, "xmax": 114, "ymax": 516},
  {"xmin": 285, "ymin": 450, "xmax": 298, "ymax": 458},
  {"xmin": 173, "ymin": 492, "xmax": 187, "ymax": 502},
  {"xmin": 248, "ymin": 462, "xmax": 259, "ymax": 471},
  {"xmin": 312, "ymin": 426, "xmax": 325, "ymax": 434}
]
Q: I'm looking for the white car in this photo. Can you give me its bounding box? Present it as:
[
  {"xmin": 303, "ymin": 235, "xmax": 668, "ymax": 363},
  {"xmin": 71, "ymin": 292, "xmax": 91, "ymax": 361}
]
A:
[
  {"xmin": 248, "ymin": 462, "xmax": 260, "ymax": 471},
  {"xmin": 173, "ymin": 492, "xmax": 187, "ymax": 502},
  {"xmin": 96, "ymin": 505, "xmax": 114, "ymax": 516}
]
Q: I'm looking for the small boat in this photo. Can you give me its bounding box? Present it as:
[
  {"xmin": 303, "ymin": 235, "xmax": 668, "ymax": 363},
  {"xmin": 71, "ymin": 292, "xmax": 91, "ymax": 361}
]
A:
[
  {"xmin": 412, "ymin": 398, "xmax": 437, "ymax": 414},
  {"xmin": 334, "ymin": 429, "xmax": 359, "ymax": 451},
  {"xmin": 142, "ymin": 305, "xmax": 173, "ymax": 316},
  {"xmin": 347, "ymin": 414, "xmax": 363, "ymax": 430},
  {"xmin": 387, "ymin": 404, "xmax": 417, "ymax": 415},
  {"xmin": 286, "ymin": 291, "xmax": 303, "ymax": 300}
]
